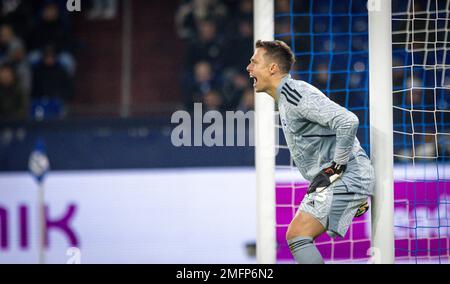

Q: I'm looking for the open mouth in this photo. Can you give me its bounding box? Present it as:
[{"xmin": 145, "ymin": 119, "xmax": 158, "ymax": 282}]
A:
[{"xmin": 249, "ymin": 74, "xmax": 258, "ymax": 87}]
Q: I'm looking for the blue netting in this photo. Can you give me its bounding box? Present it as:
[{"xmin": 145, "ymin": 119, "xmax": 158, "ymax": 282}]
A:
[
  {"xmin": 275, "ymin": 0, "xmax": 370, "ymax": 153},
  {"xmin": 391, "ymin": 0, "xmax": 450, "ymax": 264},
  {"xmin": 275, "ymin": 0, "xmax": 449, "ymax": 264}
]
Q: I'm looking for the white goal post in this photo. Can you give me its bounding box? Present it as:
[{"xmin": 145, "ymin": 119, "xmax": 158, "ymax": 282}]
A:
[
  {"xmin": 254, "ymin": 0, "xmax": 276, "ymax": 264},
  {"xmin": 254, "ymin": 0, "xmax": 395, "ymax": 264},
  {"xmin": 368, "ymin": 0, "xmax": 395, "ymax": 264}
]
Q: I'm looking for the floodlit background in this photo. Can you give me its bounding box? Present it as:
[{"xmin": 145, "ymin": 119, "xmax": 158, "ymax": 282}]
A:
[{"xmin": 0, "ymin": 0, "xmax": 449, "ymax": 264}]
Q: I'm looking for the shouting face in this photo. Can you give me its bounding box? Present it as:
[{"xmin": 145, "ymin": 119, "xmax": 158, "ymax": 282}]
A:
[{"xmin": 246, "ymin": 48, "xmax": 273, "ymax": 93}]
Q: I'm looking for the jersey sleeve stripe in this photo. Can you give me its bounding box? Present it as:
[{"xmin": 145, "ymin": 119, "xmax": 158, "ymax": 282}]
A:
[
  {"xmin": 281, "ymin": 91, "xmax": 299, "ymax": 106},
  {"xmin": 285, "ymin": 83, "xmax": 303, "ymax": 98},
  {"xmin": 282, "ymin": 86, "xmax": 301, "ymax": 102}
]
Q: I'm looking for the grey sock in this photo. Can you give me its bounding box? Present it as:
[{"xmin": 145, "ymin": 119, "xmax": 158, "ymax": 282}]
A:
[{"xmin": 287, "ymin": 236, "xmax": 324, "ymax": 264}]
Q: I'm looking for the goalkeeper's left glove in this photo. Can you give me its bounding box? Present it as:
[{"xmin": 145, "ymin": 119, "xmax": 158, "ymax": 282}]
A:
[{"xmin": 307, "ymin": 162, "xmax": 346, "ymax": 194}]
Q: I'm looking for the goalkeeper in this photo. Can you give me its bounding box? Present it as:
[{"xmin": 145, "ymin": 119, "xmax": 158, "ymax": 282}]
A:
[{"xmin": 247, "ymin": 40, "xmax": 375, "ymax": 264}]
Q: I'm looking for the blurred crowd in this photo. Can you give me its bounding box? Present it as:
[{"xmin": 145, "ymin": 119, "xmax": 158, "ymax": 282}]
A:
[
  {"xmin": 0, "ymin": 0, "xmax": 119, "ymax": 122},
  {"xmin": 174, "ymin": 0, "xmax": 448, "ymax": 161},
  {"xmin": 175, "ymin": 0, "xmax": 255, "ymax": 112},
  {"xmin": 174, "ymin": 0, "xmax": 371, "ymax": 113},
  {"xmin": 0, "ymin": 0, "xmax": 77, "ymax": 122}
]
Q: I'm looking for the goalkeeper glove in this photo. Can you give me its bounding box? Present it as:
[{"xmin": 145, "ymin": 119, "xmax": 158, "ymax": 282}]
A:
[
  {"xmin": 355, "ymin": 201, "xmax": 369, "ymax": 217},
  {"xmin": 307, "ymin": 162, "xmax": 346, "ymax": 194}
]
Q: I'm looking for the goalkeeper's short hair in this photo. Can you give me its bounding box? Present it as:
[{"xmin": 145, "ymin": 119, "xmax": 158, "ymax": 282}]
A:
[{"xmin": 255, "ymin": 40, "xmax": 296, "ymax": 74}]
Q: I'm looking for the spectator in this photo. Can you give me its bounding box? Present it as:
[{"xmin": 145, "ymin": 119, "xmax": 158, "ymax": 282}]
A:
[
  {"xmin": 225, "ymin": 0, "xmax": 252, "ymax": 35},
  {"xmin": 0, "ymin": 64, "xmax": 27, "ymax": 121},
  {"xmin": 274, "ymin": 18, "xmax": 292, "ymax": 46},
  {"xmin": 192, "ymin": 60, "xmax": 217, "ymax": 98},
  {"xmin": 0, "ymin": 0, "xmax": 34, "ymax": 39},
  {"xmin": 223, "ymin": 19, "xmax": 253, "ymax": 73},
  {"xmin": 175, "ymin": 0, "xmax": 228, "ymax": 41},
  {"xmin": 237, "ymin": 87, "xmax": 254, "ymax": 112},
  {"xmin": 236, "ymin": 0, "xmax": 252, "ymax": 20},
  {"xmin": 31, "ymin": 46, "xmax": 74, "ymax": 101},
  {"xmin": 182, "ymin": 18, "xmax": 225, "ymax": 111},
  {"xmin": 312, "ymin": 63, "xmax": 330, "ymax": 90},
  {"xmin": 28, "ymin": 2, "xmax": 75, "ymax": 75},
  {"xmin": 29, "ymin": 2, "xmax": 69, "ymax": 51},
  {"xmin": 222, "ymin": 71, "xmax": 250, "ymax": 110},
  {"xmin": 405, "ymin": 76, "xmax": 425, "ymax": 107},
  {"xmin": 276, "ymin": 0, "xmax": 290, "ymax": 14},
  {"xmin": 0, "ymin": 24, "xmax": 31, "ymax": 97},
  {"xmin": 203, "ymin": 89, "xmax": 223, "ymax": 111},
  {"xmin": 0, "ymin": 23, "xmax": 25, "ymax": 64},
  {"xmin": 186, "ymin": 19, "xmax": 224, "ymax": 71},
  {"xmin": 185, "ymin": 60, "xmax": 221, "ymax": 109},
  {"xmin": 8, "ymin": 36, "xmax": 31, "ymax": 97}
]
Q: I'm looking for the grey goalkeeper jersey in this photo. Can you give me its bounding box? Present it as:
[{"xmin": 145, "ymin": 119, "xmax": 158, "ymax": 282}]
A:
[{"xmin": 276, "ymin": 75, "xmax": 374, "ymax": 196}]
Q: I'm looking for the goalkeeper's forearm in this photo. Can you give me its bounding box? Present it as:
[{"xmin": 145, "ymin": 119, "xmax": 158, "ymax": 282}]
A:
[{"xmin": 333, "ymin": 112, "xmax": 359, "ymax": 165}]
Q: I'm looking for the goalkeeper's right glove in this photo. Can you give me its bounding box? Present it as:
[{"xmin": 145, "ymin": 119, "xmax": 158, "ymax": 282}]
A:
[{"xmin": 307, "ymin": 162, "xmax": 346, "ymax": 194}]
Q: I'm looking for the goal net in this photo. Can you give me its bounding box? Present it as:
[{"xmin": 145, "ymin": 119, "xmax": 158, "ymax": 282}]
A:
[
  {"xmin": 391, "ymin": 0, "xmax": 449, "ymax": 264},
  {"xmin": 272, "ymin": 0, "xmax": 449, "ymax": 264}
]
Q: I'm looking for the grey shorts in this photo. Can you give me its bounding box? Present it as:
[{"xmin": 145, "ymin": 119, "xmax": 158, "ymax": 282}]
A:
[{"xmin": 298, "ymin": 179, "xmax": 369, "ymax": 238}]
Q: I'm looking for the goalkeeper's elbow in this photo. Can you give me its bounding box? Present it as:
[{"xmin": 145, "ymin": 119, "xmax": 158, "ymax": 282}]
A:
[
  {"xmin": 348, "ymin": 112, "xmax": 359, "ymax": 129},
  {"xmin": 338, "ymin": 111, "xmax": 359, "ymax": 132}
]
